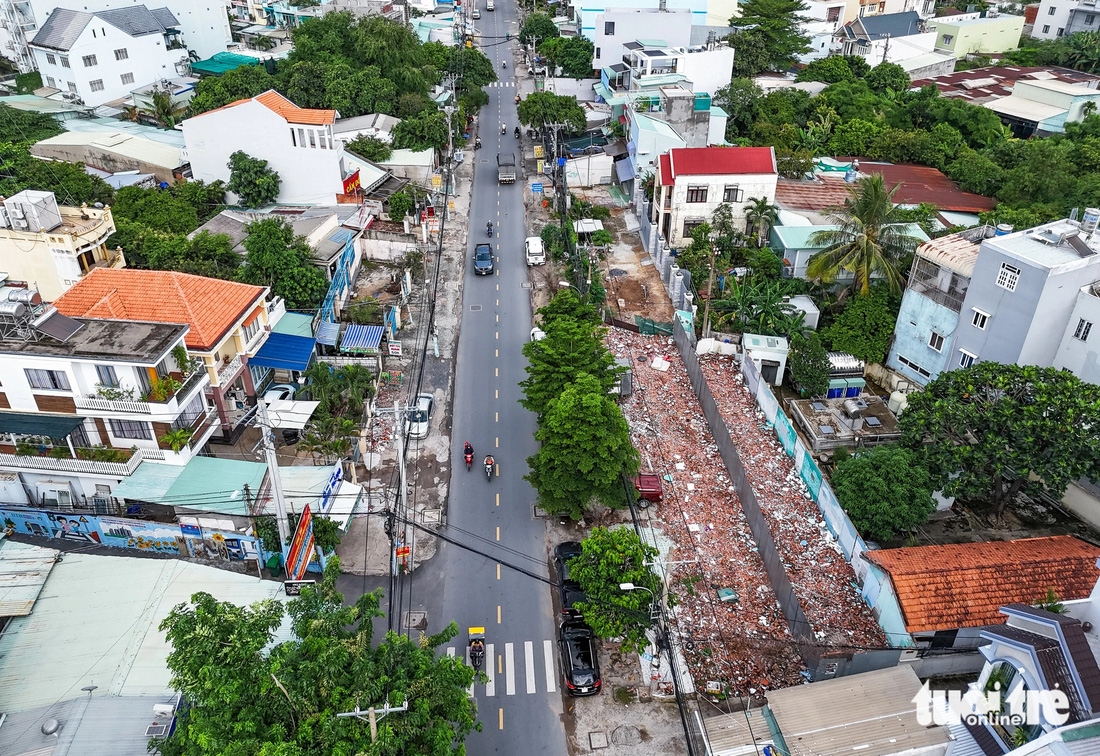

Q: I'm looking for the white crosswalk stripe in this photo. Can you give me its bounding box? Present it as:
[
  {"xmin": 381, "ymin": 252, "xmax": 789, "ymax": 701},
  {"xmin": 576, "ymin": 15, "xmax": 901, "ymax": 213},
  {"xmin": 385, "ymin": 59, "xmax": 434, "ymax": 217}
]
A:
[{"xmin": 445, "ymin": 638, "xmax": 557, "ymax": 696}]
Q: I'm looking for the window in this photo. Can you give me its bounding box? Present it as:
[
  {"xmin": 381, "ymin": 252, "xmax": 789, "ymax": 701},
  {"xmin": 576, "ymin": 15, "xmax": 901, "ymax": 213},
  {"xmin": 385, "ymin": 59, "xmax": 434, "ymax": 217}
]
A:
[
  {"xmin": 897, "ymin": 355, "xmax": 932, "ymax": 379},
  {"xmin": 120, "ymin": 72, "xmax": 134, "ymax": 85},
  {"xmin": 1042, "ymin": 24, "xmax": 1051, "ymax": 32},
  {"xmin": 45, "ymin": 53, "xmax": 56, "ymax": 65},
  {"xmin": 46, "ymin": 76, "xmax": 55, "ymax": 87},
  {"xmin": 242, "ymin": 317, "xmax": 262, "ymax": 344},
  {"xmin": 171, "ymin": 394, "xmax": 206, "ymax": 432},
  {"xmin": 942, "ymin": 34, "xmax": 953, "ymax": 45},
  {"xmin": 114, "ymin": 47, "xmax": 128, "ymax": 60},
  {"xmin": 595, "ymin": 47, "xmax": 601, "ymax": 59},
  {"xmin": 1049, "ymin": 5, "xmax": 1057, "ymax": 13},
  {"xmin": 82, "ymin": 54, "xmax": 97, "ymax": 67},
  {"xmin": 682, "ymin": 218, "xmax": 705, "ymax": 237},
  {"xmin": 25, "ymin": 368, "xmax": 71, "ymax": 391},
  {"xmin": 971, "ymin": 308, "xmax": 989, "ymax": 330},
  {"xmin": 60, "ymin": 56, "xmax": 70, "ymax": 68},
  {"xmin": 604, "ymin": 21, "xmax": 615, "ymax": 35},
  {"xmin": 298, "ymin": 127, "xmax": 306, "ymax": 147},
  {"xmin": 928, "ymin": 331, "xmax": 944, "ymax": 352},
  {"xmin": 996, "ymin": 262, "xmax": 1021, "ymax": 291},
  {"xmin": 959, "ymin": 349, "xmax": 977, "ymax": 368},
  {"xmin": 686, "ymin": 185, "xmax": 708, "ymax": 203},
  {"xmin": 1087, "ymin": 14, "xmax": 1096, "ymax": 25},
  {"xmin": 290, "ymin": 128, "xmax": 297, "ymax": 146},
  {"xmin": 109, "ymin": 419, "xmax": 152, "ymax": 440},
  {"xmin": 826, "ymin": 5, "xmax": 841, "ymax": 21},
  {"xmin": 1058, "ymin": 27, "xmax": 1065, "ymax": 35},
  {"xmin": 308, "ymin": 130, "xmax": 317, "ymax": 148},
  {"xmin": 95, "ymin": 365, "xmax": 119, "ymax": 387},
  {"xmin": 1075, "ymin": 318, "xmax": 1093, "ymax": 342},
  {"xmin": 723, "ymin": 185, "xmax": 744, "ymax": 203},
  {"xmin": 929, "ymin": 629, "xmax": 959, "ymax": 650},
  {"xmin": 67, "ymin": 82, "xmax": 77, "ymax": 93},
  {"xmin": 89, "ymin": 79, "xmax": 104, "ymax": 92}
]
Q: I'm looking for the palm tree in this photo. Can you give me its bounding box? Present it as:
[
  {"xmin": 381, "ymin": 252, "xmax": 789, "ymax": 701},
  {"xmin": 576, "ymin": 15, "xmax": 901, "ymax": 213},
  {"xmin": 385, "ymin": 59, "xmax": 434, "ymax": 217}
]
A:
[
  {"xmin": 806, "ymin": 174, "xmax": 924, "ymax": 297},
  {"xmin": 744, "ymin": 196, "xmax": 779, "ymax": 248},
  {"xmin": 150, "ymin": 89, "xmax": 187, "ymax": 129}
]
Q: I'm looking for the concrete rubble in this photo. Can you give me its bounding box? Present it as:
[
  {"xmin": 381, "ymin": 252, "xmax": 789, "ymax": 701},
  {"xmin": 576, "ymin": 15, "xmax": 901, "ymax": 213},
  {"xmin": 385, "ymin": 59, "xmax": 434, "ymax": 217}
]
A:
[{"xmin": 606, "ymin": 331, "xmax": 887, "ymax": 696}]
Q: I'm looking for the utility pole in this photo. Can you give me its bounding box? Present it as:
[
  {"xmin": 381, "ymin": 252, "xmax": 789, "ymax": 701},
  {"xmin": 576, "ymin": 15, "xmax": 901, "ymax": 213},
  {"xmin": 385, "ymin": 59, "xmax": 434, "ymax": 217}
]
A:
[
  {"xmin": 257, "ymin": 399, "xmax": 290, "ymax": 574},
  {"xmin": 336, "ymin": 698, "xmax": 408, "ymax": 743},
  {"xmin": 702, "ymin": 241, "xmax": 716, "ymax": 339},
  {"xmin": 394, "ymin": 399, "xmax": 412, "ymax": 574}
]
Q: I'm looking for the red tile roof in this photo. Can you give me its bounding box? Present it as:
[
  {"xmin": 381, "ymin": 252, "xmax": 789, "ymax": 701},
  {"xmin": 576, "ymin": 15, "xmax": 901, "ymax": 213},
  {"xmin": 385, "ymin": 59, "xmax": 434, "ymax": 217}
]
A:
[
  {"xmin": 659, "ymin": 153, "xmax": 673, "ymax": 186},
  {"xmin": 188, "ymin": 89, "xmax": 336, "ymax": 125},
  {"xmin": 911, "ymin": 66, "xmax": 1100, "ymax": 103},
  {"xmin": 775, "ymin": 163, "xmax": 996, "ymax": 214},
  {"xmin": 666, "ymin": 147, "xmax": 777, "ymax": 179},
  {"xmin": 53, "ymin": 269, "xmax": 266, "ymax": 352},
  {"xmin": 865, "ymin": 536, "xmax": 1100, "ymax": 633}
]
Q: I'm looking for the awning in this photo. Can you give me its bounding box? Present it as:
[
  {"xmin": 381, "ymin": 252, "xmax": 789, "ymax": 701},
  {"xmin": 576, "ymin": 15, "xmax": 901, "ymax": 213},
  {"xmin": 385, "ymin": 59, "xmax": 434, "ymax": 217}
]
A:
[
  {"xmin": 573, "ymin": 219, "xmax": 604, "ymax": 234},
  {"xmin": 615, "ymin": 158, "xmax": 635, "ymax": 182},
  {"xmin": 316, "ymin": 319, "xmax": 341, "ymax": 346},
  {"xmin": 340, "ymin": 324, "xmax": 384, "ymax": 353},
  {"xmin": 110, "ymin": 461, "xmax": 187, "ymax": 501},
  {"xmin": 265, "ymin": 399, "xmax": 321, "ymax": 429},
  {"xmin": 0, "ymin": 412, "xmax": 87, "ymax": 438},
  {"xmin": 272, "ymin": 311, "xmax": 315, "ymax": 338},
  {"xmin": 249, "ymin": 332, "xmax": 316, "ymax": 372}
]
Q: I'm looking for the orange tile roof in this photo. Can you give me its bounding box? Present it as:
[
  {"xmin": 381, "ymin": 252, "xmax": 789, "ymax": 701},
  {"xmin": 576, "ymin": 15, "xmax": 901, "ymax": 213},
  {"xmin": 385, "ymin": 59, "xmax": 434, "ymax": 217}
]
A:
[
  {"xmin": 187, "ymin": 89, "xmax": 336, "ymax": 125},
  {"xmin": 866, "ymin": 536, "xmax": 1100, "ymax": 633},
  {"xmin": 53, "ymin": 269, "xmax": 266, "ymax": 352}
]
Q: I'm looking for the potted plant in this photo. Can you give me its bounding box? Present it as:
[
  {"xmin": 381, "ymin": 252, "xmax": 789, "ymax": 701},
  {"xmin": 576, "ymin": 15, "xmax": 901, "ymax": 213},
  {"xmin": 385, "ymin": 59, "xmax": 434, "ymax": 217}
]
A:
[{"xmin": 158, "ymin": 427, "xmax": 195, "ymax": 452}]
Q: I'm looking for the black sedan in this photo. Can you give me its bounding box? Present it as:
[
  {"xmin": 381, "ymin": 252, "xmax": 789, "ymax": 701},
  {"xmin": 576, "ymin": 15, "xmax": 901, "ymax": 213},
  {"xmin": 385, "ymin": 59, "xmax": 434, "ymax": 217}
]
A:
[
  {"xmin": 558, "ymin": 619, "xmax": 602, "ymax": 696},
  {"xmin": 553, "ymin": 541, "xmax": 585, "ymax": 617},
  {"xmin": 473, "ymin": 243, "xmax": 494, "ymax": 275}
]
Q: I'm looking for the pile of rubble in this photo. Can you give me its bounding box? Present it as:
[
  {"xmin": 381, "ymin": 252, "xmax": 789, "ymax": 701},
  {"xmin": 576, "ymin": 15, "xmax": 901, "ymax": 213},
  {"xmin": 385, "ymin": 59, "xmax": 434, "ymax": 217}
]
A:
[
  {"xmin": 607, "ymin": 329, "xmax": 807, "ymax": 694},
  {"xmin": 698, "ymin": 354, "xmax": 886, "ymax": 649}
]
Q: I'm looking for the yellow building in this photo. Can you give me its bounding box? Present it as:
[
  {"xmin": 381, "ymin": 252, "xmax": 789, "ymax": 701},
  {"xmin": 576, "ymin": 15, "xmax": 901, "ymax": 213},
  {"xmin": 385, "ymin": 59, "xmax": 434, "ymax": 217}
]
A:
[
  {"xmin": 0, "ymin": 190, "xmax": 121, "ymax": 302},
  {"xmin": 926, "ymin": 13, "xmax": 1025, "ymax": 57}
]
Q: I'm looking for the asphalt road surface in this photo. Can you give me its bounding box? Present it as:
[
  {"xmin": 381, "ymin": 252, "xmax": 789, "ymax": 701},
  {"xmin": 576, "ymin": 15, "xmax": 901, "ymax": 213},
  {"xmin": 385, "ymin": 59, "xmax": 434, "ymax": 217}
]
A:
[{"xmin": 335, "ymin": 4, "xmax": 570, "ymax": 752}]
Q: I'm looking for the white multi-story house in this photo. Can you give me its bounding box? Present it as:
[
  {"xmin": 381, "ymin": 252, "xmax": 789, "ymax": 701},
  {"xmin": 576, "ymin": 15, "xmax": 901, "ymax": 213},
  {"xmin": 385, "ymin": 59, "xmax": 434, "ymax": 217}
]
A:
[
  {"xmin": 1, "ymin": 0, "xmax": 230, "ymax": 74},
  {"xmin": 0, "ymin": 190, "xmax": 123, "ymax": 302},
  {"xmin": 182, "ymin": 90, "xmax": 353, "ymax": 206},
  {"xmin": 801, "ymin": 0, "xmax": 848, "ymax": 60},
  {"xmin": 1033, "ymin": 0, "xmax": 1100, "ymax": 39},
  {"xmin": 649, "ymin": 146, "xmax": 778, "ymax": 250},
  {"xmin": 28, "ymin": 5, "xmax": 183, "ymax": 107},
  {"xmin": 0, "ymin": 292, "xmax": 216, "ymax": 509},
  {"xmin": 53, "ymin": 268, "xmax": 296, "ymax": 444}
]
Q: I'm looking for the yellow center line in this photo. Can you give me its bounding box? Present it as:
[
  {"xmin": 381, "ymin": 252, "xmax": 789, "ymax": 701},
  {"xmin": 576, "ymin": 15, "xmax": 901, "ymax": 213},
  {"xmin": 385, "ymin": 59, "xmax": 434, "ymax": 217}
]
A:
[
  {"xmin": 497, "ymin": 562, "xmax": 501, "ymax": 579},
  {"xmin": 496, "ymin": 284, "xmax": 500, "ymax": 291},
  {"xmin": 495, "ymin": 411, "xmax": 499, "ymax": 422},
  {"xmin": 496, "ymin": 314, "xmax": 500, "ymax": 323},
  {"xmin": 496, "ymin": 492, "xmax": 500, "ymax": 507},
  {"xmin": 499, "ymin": 708, "xmax": 504, "ymax": 730},
  {"xmin": 496, "ymin": 299, "xmax": 500, "ymax": 306},
  {"xmin": 495, "ymin": 388, "xmax": 499, "ymax": 399},
  {"xmin": 495, "ymin": 436, "xmax": 499, "ymax": 448},
  {"xmin": 496, "ymin": 331, "xmax": 499, "ymax": 340},
  {"xmin": 495, "ymin": 348, "xmax": 499, "ymax": 357},
  {"xmin": 497, "ymin": 605, "xmax": 501, "ymax": 623},
  {"xmin": 496, "ymin": 526, "xmax": 500, "ymax": 540}
]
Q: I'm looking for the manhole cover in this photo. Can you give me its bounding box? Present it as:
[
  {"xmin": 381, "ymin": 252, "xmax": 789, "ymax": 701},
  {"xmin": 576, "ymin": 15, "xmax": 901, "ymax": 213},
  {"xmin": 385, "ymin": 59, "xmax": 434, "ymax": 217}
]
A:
[
  {"xmin": 403, "ymin": 610, "xmax": 427, "ymax": 630},
  {"xmin": 609, "ymin": 268, "xmax": 628, "ymax": 277},
  {"xmin": 422, "ymin": 509, "xmax": 441, "ymax": 525},
  {"xmin": 611, "ymin": 726, "xmax": 642, "ymax": 746},
  {"xmin": 470, "ymin": 305, "xmax": 483, "ymax": 311},
  {"xmin": 521, "ymin": 282, "xmax": 532, "ymax": 289},
  {"xmin": 589, "ymin": 731, "xmax": 609, "ymax": 749}
]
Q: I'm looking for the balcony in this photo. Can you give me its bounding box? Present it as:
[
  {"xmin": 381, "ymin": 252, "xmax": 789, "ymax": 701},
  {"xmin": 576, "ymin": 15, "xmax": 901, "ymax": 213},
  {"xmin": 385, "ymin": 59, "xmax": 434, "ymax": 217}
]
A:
[
  {"xmin": 217, "ymin": 354, "xmax": 245, "ymax": 387},
  {"xmin": 74, "ymin": 369, "xmax": 209, "ymax": 415},
  {"xmin": 0, "ymin": 447, "xmax": 145, "ymax": 476}
]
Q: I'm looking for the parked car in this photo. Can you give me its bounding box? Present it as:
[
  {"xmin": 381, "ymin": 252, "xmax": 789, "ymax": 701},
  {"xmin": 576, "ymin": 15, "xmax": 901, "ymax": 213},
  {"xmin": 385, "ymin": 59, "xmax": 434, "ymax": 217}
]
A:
[
  {"xmin": 472, "ymin": 6, "xmax": 480, "ymax": 16},
  {"xmin": 406, "ymin": 392, "xmax": 434, "ymax": 439},
  {"xmin": 553, "ymin": 541, "xmax": 585, "ymax": 616},
  {"xmin": 474, "ymin": 243, "xmax": 494, "ymax": 275},
  {"xmin": 263, "ymin": 383, "xmax": 298, "ymax": 404},
  {"xmin": 525, "ymin": 236, "xmax": 546, "ymax": 265},
  {"xmin": 558, "ymin": 619, "xmax": 602, "ymax": 696},
  {"xmin": 530, "ymin": 327, "xmax": 546, "ymax": 342}
]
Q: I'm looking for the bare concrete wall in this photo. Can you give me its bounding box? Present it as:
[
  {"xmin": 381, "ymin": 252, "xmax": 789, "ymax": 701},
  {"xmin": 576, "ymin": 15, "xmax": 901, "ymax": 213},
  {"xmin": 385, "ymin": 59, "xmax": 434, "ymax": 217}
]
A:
[
  {"xmin": 545, "ymin": 78, "xmax": 598, "ymax": 102},
  {"xmin": 29, "ymin": 144, "xmax": 177, "ymax": 184}
]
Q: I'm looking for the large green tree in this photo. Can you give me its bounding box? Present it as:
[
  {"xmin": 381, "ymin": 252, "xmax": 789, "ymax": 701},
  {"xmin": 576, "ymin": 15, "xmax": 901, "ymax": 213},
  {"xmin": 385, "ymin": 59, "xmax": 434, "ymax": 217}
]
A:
[
  {"xmin": 0, "ymin": 104, "xmax": 64, "ymax": 143},
  {"xmin": 569, "ymin": 527, "xmax": 663, "ymax": 652},
  {"xmin": 157, "ymin": 558, "xmax": 478, "ymax": 756},
  {"xmin": 111, "ymin": 186, "xmax": 200, "ymax": 233},
  {"xmin": 520, "ymin": 314, "xmax": 621, "ymax": 415},
  {"xmin": 788, "ymin": 332, "xmax": 830, "ymax": 396},
  {"xmin": 519, "ymin": 12, "xmax": 560, "ymax": 44},
  {"xmin": 729, "ymin": 0, "xmax": 811, "ymax": 72},
  {"xmin": 187, "ymin": 64, "xmax": 277, "ymax": 116},
  {"xmin": 900, "ymin": 363, "xmax": 1100, "ymax": 518},
  {"xmin": 517, "ymin": 92, "xmax": 586, "ymax": 135},
  {"xmin": 822, "ymin": 286, "xmax": 898, "ymax": 364},
  {"xmin": 806, "ymin": 173, "xmax": 924, "ymax": 296},
  {"xmin": 526, "ymin": 373, "xmax": 639, "ymax": 519},
  {"xmin": 392, "ymin": 112, "xmax": 451, "ymax": 152},
  {"xmin": 0, "ymin": 142, "xmax": 113, "ymax": 205},
  {"xmin": 227, "ymin": 150, "xmax": 281, "ymax": 209},
  {"xmin": 238, "ymin": 218, "xmax": 327, "ymax": 308},
  {"xmin": 538, "ymin": 289, "xmax": 601, "ymax": 328},
  {"xmin": 832, "ymin": 446, "xmax": 935, "ymax": 541}
]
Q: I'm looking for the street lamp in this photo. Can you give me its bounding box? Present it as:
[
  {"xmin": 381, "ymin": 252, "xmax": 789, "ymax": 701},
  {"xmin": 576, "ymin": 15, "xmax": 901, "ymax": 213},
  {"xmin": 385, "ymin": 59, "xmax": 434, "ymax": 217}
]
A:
[{"xmin": 619, "ymin": 582, "xmax": 657, "ymax": 621}]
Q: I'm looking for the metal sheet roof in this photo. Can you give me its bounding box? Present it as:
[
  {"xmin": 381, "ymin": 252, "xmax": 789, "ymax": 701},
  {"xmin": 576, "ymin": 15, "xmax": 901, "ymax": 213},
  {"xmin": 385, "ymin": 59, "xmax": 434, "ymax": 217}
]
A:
[
  {"xmin": 340, "ymin": 324, "xmax": 384, "ymax": 353},
  {"xmin": 0, "ymin": 695, "xmax": 167, "ymax": 756},
  {"xmin": 162, "ymin": 456, "xmax": 267, "ymax": 515},
  {"xmin": 0, "ymin": 411, "xmax": 87, "ymax": 438},
  {"xmin": 109, "ymin": 460, "xmax": 187, "ymax": 502},
  {"xmin": 272, "ymin": 311, "xmax": 315, "ymax": 338},
  {"xmin": 0, "ymin": 552, "xmax": 293, "ymax": 713},
  {"xmin": 249, "ymin": 332, "xmax": 317, "ymax": 372},
  {"xmin": 0, "ymin": 540, "xmax": 58, "ymax": 617},
  {"xmin": 984, "ymin": 93, "xmax": 1068, "ymax": 123},
  {"xmin": 766, "ymin": 666, "xmax": 951, "ymax": 756}
]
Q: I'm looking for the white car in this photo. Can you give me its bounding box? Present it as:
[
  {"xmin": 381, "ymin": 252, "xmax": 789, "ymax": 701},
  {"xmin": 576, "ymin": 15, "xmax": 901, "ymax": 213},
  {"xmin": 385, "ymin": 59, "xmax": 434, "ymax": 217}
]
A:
[
  {"xmin": 406, "ymin": 393, "xmax": 434, "ymax": 439},
  {"xmin": 263, "ymin": 383, "xmax": 298, "ymax": 404},
  {"xmin": 531, "ymin": 327, "xmax": 546, "ymax": 342}
]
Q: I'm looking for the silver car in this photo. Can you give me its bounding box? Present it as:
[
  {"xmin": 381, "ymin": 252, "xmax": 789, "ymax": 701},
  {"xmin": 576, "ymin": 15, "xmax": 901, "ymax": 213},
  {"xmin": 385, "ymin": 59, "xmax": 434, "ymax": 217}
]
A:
[{"xmin": 406, "ymin": 392, "xmax": 434, "ymax": 439}]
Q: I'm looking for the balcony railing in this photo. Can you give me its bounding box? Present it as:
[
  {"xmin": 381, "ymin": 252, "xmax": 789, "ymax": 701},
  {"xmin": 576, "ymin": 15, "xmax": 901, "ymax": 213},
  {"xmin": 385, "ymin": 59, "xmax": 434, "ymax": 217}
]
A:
[
  {"xmin": 74, "ymin": 370, "xmax": 209, "ymax": 414},
  {"xmin": 0, "ymin": 448, "xmax": 145, "ymax": 476},
  {"xmin": 217, "ymin": 354, "xmax": 245, "ymax": 386}
]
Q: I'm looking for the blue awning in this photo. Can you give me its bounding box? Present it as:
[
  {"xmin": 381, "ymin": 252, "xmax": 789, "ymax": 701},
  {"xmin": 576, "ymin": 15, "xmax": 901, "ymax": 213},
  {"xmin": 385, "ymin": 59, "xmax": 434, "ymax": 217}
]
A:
[
  {"xmin": 615, "ymin": 158, "xmax": 635, "ymax": 182},
  {"xmin": 340, "ymin": 324, "xmax": 384, "ymax": 353},
  {"xmin": 315, "ymin": 319, "xmax": 340, "ymax": 346},
  {"xmin": 249, "ymin": 332, "xmax": 316, "ymax": 372}
]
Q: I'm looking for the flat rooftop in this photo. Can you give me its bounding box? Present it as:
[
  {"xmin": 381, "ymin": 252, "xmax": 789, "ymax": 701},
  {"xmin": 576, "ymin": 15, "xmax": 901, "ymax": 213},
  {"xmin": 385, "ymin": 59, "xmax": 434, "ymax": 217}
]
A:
[
  {"xmin": 989, "ymin": 219, "xmax": 1100, "ymax": 269},
  {"xmin": 0, "ymin": 317, "xmax": 186, "ymax": 364},
  {"xmin": 788, "ymin": 395, "xmax": 901, "ymax": 452}
]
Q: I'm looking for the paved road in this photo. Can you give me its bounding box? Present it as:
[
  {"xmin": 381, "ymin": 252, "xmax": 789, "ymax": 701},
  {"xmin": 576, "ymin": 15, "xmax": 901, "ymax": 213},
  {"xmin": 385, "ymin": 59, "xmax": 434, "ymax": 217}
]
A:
[{"xmin": 339, "ymin": 5, "xmax": 568, "ymax": 753}]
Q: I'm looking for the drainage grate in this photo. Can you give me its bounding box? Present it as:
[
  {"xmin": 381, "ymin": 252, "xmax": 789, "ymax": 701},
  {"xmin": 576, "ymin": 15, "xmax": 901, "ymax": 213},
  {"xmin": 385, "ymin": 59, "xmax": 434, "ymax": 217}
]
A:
[
  {"xmin": 470, "ymin": 305, "xmax": 483, "ymax": 311},
  {"xmin": 589, "ymin": 732, "xmax": 609, "ymax": 749},
  {"xmin": 422, "ymin": 509, "xmax": 441, "ymax": 525},
  {"xmin": 521, "ymin": 282, "xmax": 532, "ymax": 289},
  {"xmin": 403, "ymin": 610, "xmax": 427, "ymax": 630}
]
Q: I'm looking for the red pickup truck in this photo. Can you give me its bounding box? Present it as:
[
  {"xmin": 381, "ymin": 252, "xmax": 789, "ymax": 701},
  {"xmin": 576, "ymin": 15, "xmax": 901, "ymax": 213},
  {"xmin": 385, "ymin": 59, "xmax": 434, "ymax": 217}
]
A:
[{"xmin": 633, "ymin": 474, "xmax": 663, "ymax": 507}]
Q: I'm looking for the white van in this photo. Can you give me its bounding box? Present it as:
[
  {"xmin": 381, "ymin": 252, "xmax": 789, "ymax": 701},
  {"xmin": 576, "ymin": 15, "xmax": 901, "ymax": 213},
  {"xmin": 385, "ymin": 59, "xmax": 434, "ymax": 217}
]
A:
[
  {"xmin": 486, "ymin": 0, "xmax": 494, "ymax": 9},
  {"xmin": 472, "ymin": 7, "xmax": 480, "ymax": 17},
  {"xmin": 525, "ymin": 236, "xmax": 546, "ymax": 265}
]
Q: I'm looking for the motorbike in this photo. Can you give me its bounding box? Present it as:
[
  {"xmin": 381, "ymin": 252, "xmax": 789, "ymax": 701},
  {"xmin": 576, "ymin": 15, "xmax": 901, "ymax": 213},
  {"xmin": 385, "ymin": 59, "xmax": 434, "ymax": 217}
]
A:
[
  {"xmin": 484, "ymin": 458, "xmax": 494, "ymax": 481},
  {"xmin": 514, "ymin": 127, "xmax": 520, "ymax": 139},
  {"xmin": 469, "ymin": 627, "xmax": 486, "ymax": 671},
  {"xmin": 486, "ymin": 222, "xmax": 494, "ymax": 237},
  {"xmin": 502, "ymin": 60, "xmax": 507, "ymax": 69},
  {"xmin": 474, "ymin": 137, "xmax": 482, "ymax": 150},
  {"xmin": 500, "ymin": 124, "xmax": 506, "ymax": 135},
  {"xmin": 515, "ymin": 94, "xmax": 521, "ymax": 105},
  {"xmin": 464, "ymin": 443, "xmax": 474, "ymax": 471}
]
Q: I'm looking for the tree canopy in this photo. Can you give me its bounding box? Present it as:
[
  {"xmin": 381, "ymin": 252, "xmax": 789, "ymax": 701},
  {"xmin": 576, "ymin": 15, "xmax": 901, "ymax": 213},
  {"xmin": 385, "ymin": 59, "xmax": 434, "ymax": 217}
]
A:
[
  {"xmin": 520, "ymin": 13, "xmax": 560, "ymax": 44},
  {"xmin": 728, "ymin": 0, "xmax": 811, "ymax": 73},
  {"xmin": 525, "ymin": 373, "xmax": 640, "ymax": 519},
  {"xmin": 238, "ymin": 219, "xmax": 328, "ymax": 309},
  {"xmin": 832, "ymin": 446, "xmax": 935, "ymax": 541},
  {"xmin": 520, "ymin": 314, "xmax": 621, "ymax": 415},
  {"xmin": 822, "ymin": 287, "xmax": 898, "ymax": 364},
  {"xmin": 227, "ymin": 151, "xmax": 281, "ymax": 209},
  {"xmin": 899, "ymin": 363, "xmax": 1100, "ymax": 518},
  {"xmin": 517, "ymin": 92, "xmax": 586, "ymax": 135},
  {"xmin": 569, "ymin": 527, "xmax": 663, "ymax": 652},
  {"xmin": 156, "ymin": 558, "xmax": 479, "ymax": 756},
  {"xmin": 788, "ymin": 332, "xmax": 830, "ymax": 396}
]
